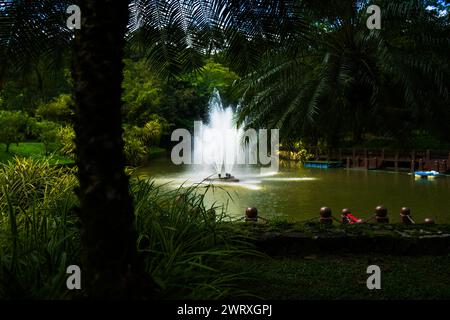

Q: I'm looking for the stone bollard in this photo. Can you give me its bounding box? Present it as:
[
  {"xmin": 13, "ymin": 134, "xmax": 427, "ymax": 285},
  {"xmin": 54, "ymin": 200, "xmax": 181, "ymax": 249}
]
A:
[
  {"xmin": 400, "ymin": 207, "xmax": 413, "ymax": 224},
  {"xmin": 341, "ymin": 208, "xmax": 351, "ymax": 225},
  {"xmin": 424, "ymin": 218, "xmax": 435, "ymax": 225},
  {"xmin": 245, "ymin": 207, "xmax": 258, "ymax": 222},
  {"xmin": 375, "ymin": 205, "xmax": 389, "ymax": 223},
  {"xmin": 320, "ymin": 207, "xmax": 333, "ymax": 224}
]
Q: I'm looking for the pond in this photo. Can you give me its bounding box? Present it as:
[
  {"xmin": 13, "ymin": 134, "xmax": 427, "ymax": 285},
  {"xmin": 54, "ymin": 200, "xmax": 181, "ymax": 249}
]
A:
[{"xmin": 137, "ymin": 157, "xmax": 450, "ymax": 223}]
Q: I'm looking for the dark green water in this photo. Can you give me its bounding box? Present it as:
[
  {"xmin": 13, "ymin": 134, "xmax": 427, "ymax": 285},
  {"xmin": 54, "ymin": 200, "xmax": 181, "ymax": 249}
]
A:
[{"xmin": 137, "ymin": 158, "xmax": 450, "ymax": 223}]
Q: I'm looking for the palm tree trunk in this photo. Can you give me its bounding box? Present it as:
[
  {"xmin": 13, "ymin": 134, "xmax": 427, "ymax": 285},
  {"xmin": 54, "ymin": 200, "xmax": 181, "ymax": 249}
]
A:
[{"xmin": 71, "ymin": 0, "xmax": 148, "ymax": 298}]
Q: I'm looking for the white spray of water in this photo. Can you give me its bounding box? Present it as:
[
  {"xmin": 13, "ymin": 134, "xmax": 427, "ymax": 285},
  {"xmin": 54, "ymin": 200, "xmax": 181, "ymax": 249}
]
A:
[{"xmin": 194, "ymin": 89, "xmax": 251, "ymax": 176}]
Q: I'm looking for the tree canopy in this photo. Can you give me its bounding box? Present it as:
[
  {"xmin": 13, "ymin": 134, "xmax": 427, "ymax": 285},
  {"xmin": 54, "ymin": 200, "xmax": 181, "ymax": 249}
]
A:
[{"xmin": 1, "ymin": 0, "xmax": 448, "ymax": 147}]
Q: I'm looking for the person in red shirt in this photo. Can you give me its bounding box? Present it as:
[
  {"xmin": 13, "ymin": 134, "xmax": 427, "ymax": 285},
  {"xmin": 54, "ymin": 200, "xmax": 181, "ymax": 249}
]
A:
[{"xmin": 342, "ymin": 208, "xmax": 362, "ymax": 224}]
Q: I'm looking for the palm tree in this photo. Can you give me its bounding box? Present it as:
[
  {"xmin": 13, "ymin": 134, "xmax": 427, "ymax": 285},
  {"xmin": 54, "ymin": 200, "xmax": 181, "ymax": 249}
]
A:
[
  {"xmin": 0, "ymin": 1, "xmax": 71, "ymax": 93},
  {"xmin": 0, "ymin": 0, "xmax": 151, "ymax": 297},
  {"xmin": 70, "ymin": 0, "xmax": 154, "ymax": 298},
  {"xmin": 127, "ymin": 0, "xmax": 312, "ymax": 77},
  {"xmin": 236, "ymin": 0, "xmax": 450, "ymax": 146}
]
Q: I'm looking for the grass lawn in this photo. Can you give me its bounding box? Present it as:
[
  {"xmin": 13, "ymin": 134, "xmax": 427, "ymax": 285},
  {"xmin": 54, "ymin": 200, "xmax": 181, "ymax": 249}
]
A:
[
  {"xmin": 0, "ymin": 142, "xmax": 74, "ymax": 165},
  {"xmin": 230, "ymin": 254, "xmax": 450, "ymax": 300}
]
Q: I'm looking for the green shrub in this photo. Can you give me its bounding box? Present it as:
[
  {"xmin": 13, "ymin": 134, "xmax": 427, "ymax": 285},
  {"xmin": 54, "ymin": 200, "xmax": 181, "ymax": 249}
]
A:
[
  {"xmin": 0, "ymin": 158, "xmax": 79, "ymax": 299},
  {"xmin": 0, "ymin": 157, "xmax": 77, "ymax": 214},
  {"xmin": 123, "ymin": 116, "xmax": 169, "ymax": 166},
  {"xmin": 0, "ymin": 110, "xmax": 29, "ymax": 152},
  {"xmin": 56, "ymin": 125, "xmax": 76, "ymax": 159},
  {"xmin": 132, "ymin": 179, "xmax": 256, "ymax": 299},
  {"xmin": 142, "ymin": 114, "xmax": 170, "ymax": 146},
  {"xmin": 35, "ymin": 94, "xmax": 73, "ymax": 123},
  {"xmin": 32, "ymin": 120, "xmax": 60, "ymax": 155},
  {"xmin": 281, "ymin": 140, "xmax": 313, "ymax": 163},
  {"xmin": 123, "ymin": 125, "xmax": 148, "ymax": 166}
]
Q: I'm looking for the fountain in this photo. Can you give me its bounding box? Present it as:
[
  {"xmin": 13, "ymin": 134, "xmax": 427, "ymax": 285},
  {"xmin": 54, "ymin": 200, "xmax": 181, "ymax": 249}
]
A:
[{"xmin": 193, "ymin": 89, "xmax": 249, "ymax": 182}]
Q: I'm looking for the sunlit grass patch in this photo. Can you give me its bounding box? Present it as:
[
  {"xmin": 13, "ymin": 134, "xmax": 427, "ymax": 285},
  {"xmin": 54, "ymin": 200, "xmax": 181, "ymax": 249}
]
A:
[{"xmin": 0, "ymin": 142, "xmax": 74, "ymax": 165}]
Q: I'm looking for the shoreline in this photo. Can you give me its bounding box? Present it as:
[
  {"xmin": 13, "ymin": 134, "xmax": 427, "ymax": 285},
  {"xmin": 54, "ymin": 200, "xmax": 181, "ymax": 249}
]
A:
[{"xmin": 232, "ymin": 222, "xmax": 450, "ymax": 256}]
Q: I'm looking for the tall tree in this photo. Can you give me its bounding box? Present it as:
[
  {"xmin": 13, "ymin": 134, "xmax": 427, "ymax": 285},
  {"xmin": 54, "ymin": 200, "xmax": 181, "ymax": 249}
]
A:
[
  {"xmin": 71, "ymin": 0, "xmax": 151, "ymax": 298},
  {"xmin": 236, "ymin": 0, "xmax": 450, "ymax": 145},
  {"xmin": 0, "ymin": 1, "xmax": 70, "ymax": 98}
]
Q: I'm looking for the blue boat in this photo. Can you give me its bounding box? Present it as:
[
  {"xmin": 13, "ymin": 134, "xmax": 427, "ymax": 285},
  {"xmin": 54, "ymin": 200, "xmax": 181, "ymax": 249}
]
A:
[
  {"xmin": 414, "ymin": 170, "xmax": 441, "ymax": 178},
  {"xmin": 304, "ymin": 161, "xmax": 344, "ymax": 169}
]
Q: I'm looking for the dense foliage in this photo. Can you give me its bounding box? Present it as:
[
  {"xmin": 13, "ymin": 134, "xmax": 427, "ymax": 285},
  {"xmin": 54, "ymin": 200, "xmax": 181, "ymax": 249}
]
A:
[
  {"xmin": 0, "ymin": 158, "xmax": 254, "ymax": 299},
  {"xmin": 0, "ymin": 111, "xmax": 30, "ymax": 152},
  {"xmin": 235, "ymin": 0, "xmax": 450, "ymax": 147},
  {"xmin": 1, "ymin": 1, "xmax": 448, "ymax": 149}
]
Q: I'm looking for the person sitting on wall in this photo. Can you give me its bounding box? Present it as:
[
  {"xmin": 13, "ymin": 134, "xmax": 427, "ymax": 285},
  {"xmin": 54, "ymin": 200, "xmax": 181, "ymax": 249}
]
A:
[{"xmin": 341, "ymin": 208, "xmax": 363, "ymax": 224}]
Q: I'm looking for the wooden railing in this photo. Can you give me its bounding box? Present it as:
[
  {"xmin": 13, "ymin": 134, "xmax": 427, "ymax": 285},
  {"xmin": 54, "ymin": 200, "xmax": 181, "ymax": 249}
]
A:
[{"xmin": 281, "ymin": 146, "xmax": 450, "ymax": 172}]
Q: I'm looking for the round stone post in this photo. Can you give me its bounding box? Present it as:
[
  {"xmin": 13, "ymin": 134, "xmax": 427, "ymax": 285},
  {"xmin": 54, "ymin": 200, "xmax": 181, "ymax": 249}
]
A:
[
  {"xmin": 400, "ymin": 207, "xmax": 413, "ymax": 224},
  {"xmin": 320, "ymin": 207, "xmax": 333, "ymax": 224},
  {"xmin": 375, "ymin": 205, "xmax": 389, "ymax": 223},
  {"xmin": 245, "ymin": 207, "xmax": 258, "ymax": 222}
]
